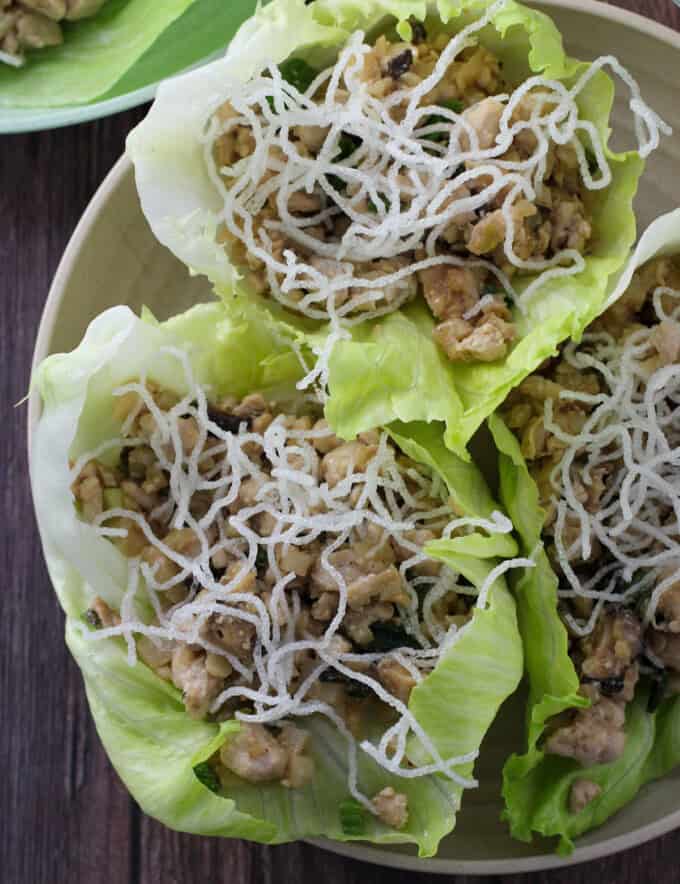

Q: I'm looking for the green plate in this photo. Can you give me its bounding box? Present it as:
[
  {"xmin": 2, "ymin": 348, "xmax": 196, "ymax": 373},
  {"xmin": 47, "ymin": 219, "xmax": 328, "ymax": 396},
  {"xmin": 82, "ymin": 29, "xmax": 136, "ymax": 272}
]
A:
[
  {"xmin": 0, "ymin": 0, "xmax": 257, "ymax": 134},
  {"xmin": 0, "ymin": 54, "xmax": 223, "ymax": 134}
]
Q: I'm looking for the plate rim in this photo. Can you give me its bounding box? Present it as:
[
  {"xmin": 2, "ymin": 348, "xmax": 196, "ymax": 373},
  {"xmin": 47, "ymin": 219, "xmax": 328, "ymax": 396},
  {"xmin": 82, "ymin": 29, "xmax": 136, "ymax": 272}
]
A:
[
  {"xmin": 27, "ymin": 0, "xmax": 680, "ymax": 872},
  {"xmin": 0, "ymin": 80, "xmax": 159, "ymax": 136},
  {"xmin": 27, "ymin": 155, "xmax": 134, "ymax": 437},
  {"xmin": 0, "ymin": 50, "xmax": 223, "ymax": 135}
]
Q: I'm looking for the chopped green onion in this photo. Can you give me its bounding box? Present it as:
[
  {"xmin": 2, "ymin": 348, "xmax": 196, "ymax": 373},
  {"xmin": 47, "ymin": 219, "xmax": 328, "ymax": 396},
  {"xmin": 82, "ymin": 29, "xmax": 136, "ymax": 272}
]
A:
[
  {"xmin": 337, "ymin": 132, "xmax": 361, "ymax": 161},
  {"xmin": 327, "ymin": 174, "xmax": 347, "ymax": 193},
  {"xmin": 193, "ymin": 762, "xmax": 222, "ymax": 794},
  {"xmin": 266, "ymin": 58, "xmax": 318, "ymax": 113},
  {"xmin": 279, "ymin": 57, "xmax": 317, "ymax": 94},
  {"xmin": 255, "ymin": 547, "xmax": 268, "ymax": 573},
  {"xmin": 339, "ymin": 799, "xmax": 367, "ymax": 836},
  {"xmin": 423, "ymin": 99, "xmax": 465, "ymax": 143},
  {"xmin": 441, "ymin": 98, "xmax": 465, "ymax": 114},
  {"xmin": 367, "ymin": 192, "xmax": 390, "ymax": 213}
]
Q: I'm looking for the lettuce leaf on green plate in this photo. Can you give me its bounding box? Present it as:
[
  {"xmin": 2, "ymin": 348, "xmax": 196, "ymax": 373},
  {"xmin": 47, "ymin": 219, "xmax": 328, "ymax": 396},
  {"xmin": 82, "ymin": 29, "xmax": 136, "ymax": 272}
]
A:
[
  {"xmin": 128, "ymin": 0, "xmax": 645, "ymax": 457},
  {"xmin": 0, "ymin": 0, "xmax": 258, "ymax": 108},
  {"xmin": 488, "ymin": 355, "xmax": 680, "ymax": 853},
  {"xmin": 32, "ymin": 300, "xmax": 522, "ymax": 857}
]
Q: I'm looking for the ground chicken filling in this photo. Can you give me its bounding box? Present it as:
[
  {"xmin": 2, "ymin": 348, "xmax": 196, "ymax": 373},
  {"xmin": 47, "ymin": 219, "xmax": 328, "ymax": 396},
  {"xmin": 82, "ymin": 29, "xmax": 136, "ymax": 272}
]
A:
[
  {"xmin": 502, "ymin": 255, "xmax": 680, "ymax": 814},
  {"xmin": 71, "ymin": 353, "xmax": 512, "ymax": 827},
  {"xmin": 0, "ymin": 0, "xmax": 109, "ymax": 65},
  {"xmin": 206, "ymin": 4, "xmax": 611, "ymax": 371}
]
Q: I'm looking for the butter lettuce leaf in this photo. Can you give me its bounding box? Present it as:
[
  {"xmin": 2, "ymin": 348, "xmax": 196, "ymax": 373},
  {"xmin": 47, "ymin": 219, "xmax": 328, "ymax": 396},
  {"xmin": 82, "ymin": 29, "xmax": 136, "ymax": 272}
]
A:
[
  {"xmin": 32, "ymin": 301, "xmax": 522, "ymax": 856},
  {"xmin": 128, "ymin": 0, "xmax": 645, "ymax": 457},
  {"xmin": 489, "ymin": 392, "xmax": 680, "ymax": 851}
]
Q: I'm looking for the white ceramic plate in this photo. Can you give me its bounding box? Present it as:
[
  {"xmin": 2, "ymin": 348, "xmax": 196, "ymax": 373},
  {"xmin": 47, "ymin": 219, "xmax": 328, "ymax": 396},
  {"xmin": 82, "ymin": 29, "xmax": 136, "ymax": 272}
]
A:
[{"xmin": 28, "ymin": 0, "xmax": 680, "ymax": 874}]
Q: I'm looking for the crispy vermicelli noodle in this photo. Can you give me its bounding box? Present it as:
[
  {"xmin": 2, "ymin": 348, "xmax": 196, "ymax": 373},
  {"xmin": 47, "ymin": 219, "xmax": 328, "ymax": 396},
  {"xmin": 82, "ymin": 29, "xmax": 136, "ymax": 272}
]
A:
[
  {"xmin": 72, "ymin": 346, "xmax": 529, "ymax": 811},
  {"xmin": 544, "ymin": 286, "xmax": 680, "ymax": 634}
]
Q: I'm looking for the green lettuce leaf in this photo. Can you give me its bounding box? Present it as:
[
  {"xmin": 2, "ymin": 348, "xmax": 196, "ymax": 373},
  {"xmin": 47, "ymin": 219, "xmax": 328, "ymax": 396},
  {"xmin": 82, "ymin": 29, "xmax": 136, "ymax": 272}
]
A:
[
  {"xmin": 504, "ymin": 680, "xmax": 680, "ymax": 854},
  {"xmin": 489, "ymin": 212, "xmax": 680, "ymax": 848},
  {"xmin": 488, "ymin": 413, "xmax": 585, "ymax": 849},
  {"xmin": 488, "ymin": 277, "xmax": 680, "ymax": 855},
  {"xmin": 128, "ymin": 0, "xmax": 645, "ymax": 457},
  {"xmin": 32, "ymin": 301, "xmax": 522, "ymax": 856},
  {"xmin": 0, "ymin": 0, "xmax": 258, "ymax": 109}
]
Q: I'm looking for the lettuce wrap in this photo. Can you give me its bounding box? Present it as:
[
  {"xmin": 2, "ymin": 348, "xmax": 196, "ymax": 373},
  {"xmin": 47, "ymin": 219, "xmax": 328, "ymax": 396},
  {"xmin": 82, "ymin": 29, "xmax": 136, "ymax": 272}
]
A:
[
  {"xmin": 0, "ymin": 0, "xmax": 258, "ymax": 108},
  {"xmin": 125, "ymin": 0, "xmax": 665, "ymax": 458},
  {"xmin": 31, "ymin": 299, "xmax": 525, "ymax": 857},
  {"xmin": 489, "ymin": 208, "xmax": 680, "ymax": 853}
]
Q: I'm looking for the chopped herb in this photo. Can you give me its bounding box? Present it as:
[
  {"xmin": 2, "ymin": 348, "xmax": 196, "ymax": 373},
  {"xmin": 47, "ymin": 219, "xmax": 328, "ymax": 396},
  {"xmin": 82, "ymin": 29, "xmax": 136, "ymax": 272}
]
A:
[
  {"xmin": 367, "ymin": 622, "xmax": 419, "ymax": 652},
  {"xmin": 265, "ymin": 57, "xmax": 318, "ymax": 113},
  {"xmin": 422, "ymin": 99, "xmax": 465, "ymax": 143},
  {"xmin": 82, "ymin": 609, "xmax": 102, "ymax": 630},
  {"xmin": 339, "ymin": 799, "xmax": 367, "ymax": 836},
  {"xmin": 367, "ymin": 192, "xmax": 389, "ymax": 213},
  {"xmin": 320, "ymin": 668, "xmax": 372, "ymax": 698},
  {"xmin": 337, "ymin": 132, "xmax": 361, "ymax": 161},
  {"xmin": 255, "ymin": 547, "xmax": 269, "ymax": 573},
  {"xmin": 193, "ymin": 762, "xmax": 222, "ymax": 794},
  {"xmin": 408, "ymin": 16, "xmax": 427, "ymax": 44},
  {"xmin": 441, "ymin": 98, "xmax": 465, "ymax": 114},
  {"xmin": 387, "ymin": 49, "xmax": 413, "ymax": 80},
  {"xmin": 279, "ymin": 57, "xmax": 318, "ymax": 94},
  {"xmin": 327, "ymin": 174, "xmax": 347, "ymax": 193}
]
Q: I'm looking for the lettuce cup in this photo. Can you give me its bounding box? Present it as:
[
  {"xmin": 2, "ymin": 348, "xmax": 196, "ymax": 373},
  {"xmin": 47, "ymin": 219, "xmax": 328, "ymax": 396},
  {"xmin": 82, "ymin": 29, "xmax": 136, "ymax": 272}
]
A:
[
  {"xmin": 127, "ymin": 0, "xmax": 669, "ymax": 456},
  {"xmin": 31, "ymin": 300, "xmax": 529, "ymax": 856},
  {"xmin": 0, "ymin": 1, "xmax": 260, "ymax": 111},
  {"xmin": 489, "ymin": 208, "xmax": 680, "ymax": 852}
]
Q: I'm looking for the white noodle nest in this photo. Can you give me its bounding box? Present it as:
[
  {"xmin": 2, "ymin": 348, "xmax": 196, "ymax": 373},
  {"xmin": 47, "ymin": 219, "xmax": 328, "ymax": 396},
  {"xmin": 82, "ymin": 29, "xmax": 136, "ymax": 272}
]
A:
[
  {"xmin": 545, "ymin": 287, "xmax": 680, "ymax": 637},
  {"xmin": 73, "ymin": 346, "xmax": 530, "ymax": 809}
]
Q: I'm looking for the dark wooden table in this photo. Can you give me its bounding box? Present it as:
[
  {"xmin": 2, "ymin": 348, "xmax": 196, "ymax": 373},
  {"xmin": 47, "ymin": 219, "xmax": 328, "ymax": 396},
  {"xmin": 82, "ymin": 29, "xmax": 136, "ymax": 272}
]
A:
[{"xmin": 2, "ymin": 2, "xmax": 679, "ymax": 882}]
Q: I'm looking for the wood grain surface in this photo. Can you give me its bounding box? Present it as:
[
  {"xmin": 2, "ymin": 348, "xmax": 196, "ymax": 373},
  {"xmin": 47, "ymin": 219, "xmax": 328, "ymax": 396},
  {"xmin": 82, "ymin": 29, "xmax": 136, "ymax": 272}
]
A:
[{"xmin": 2, "ymin": 2, "xmax": 679, "ymax": 882}]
